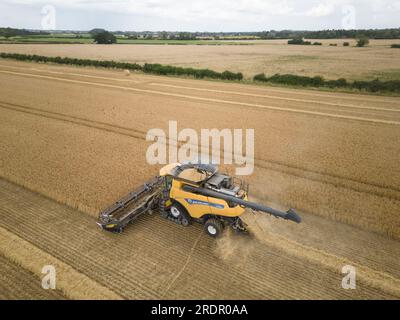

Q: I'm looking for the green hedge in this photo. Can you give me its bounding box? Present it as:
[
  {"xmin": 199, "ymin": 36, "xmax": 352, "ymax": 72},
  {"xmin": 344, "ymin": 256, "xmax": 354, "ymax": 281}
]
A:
[
  {"xmin": 0, "ymin": 52, "xmax": 243, "ymax": 81},
  {"xmin": 267, "ymin": 74, "xmax": 325, "ymax": 87},
  {"xmin": 352, "ymin": 79, "xmax": 400, "ymax": 92},
  {"xmin": 253, "ymin": 72, "xmax": 400, "ymax": 93},
  {"xmin": 0, "ymin": 52, "xmax": 142, "ymax": 70},
  {"xmin": 391, "ymin": 44, "xmax": 400, "ymax": 48},
  {"xmin": 325, "ymin": 78, "xmax": 348, "ymax": 88},
  {"xmin": 253, "ymin": 73, "xmax": 268, "ymax": 82},
  {"xmin": 288, "ymin": 38, "xmax": 311, "ymax": 45},
  {"xmin": 142, "ymin": 63, "xmax": 243, "ymax": 80}
]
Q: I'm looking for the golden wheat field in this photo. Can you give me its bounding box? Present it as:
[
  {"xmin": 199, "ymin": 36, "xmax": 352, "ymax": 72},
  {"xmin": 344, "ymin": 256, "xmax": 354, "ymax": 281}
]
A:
[
  {"xmin": 0, "ymin": 58, "xmax": 400, "ymax": 299},
  {"xmin": 1, "ymin": 39, "xmax": 400, "ymax": 80}
]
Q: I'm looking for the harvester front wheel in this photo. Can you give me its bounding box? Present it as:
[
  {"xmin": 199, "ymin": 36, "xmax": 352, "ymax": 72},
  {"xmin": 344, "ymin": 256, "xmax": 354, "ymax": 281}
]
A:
[
  {"xmin": 169, "ymin": 202, "xmax": 191, "ymax": 226},
  {"xmin": 204, "ymin": 218, "xmax": 223, "ymax": 238}
]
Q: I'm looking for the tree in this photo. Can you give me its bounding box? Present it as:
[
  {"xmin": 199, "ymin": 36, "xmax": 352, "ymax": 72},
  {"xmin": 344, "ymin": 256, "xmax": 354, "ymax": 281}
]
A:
[
  {"xmin": 159, "ymin": 31, "xmax": 168, "ymax": 40},
  {"xmin": 356, "ymin": 37, "xmax": 369, "ymax": 47},
  {"xmin": 2, "ymin": 27, "xmax": 16, "ymax": 39},
  {"xmin": 89, "ymin": 28, "xmax": 106, "ymax": 35},
  {"xmin": 178, "ymin": 32, "xmax": 194, "ymax": 40},
  {"xmin": 92, "ymin": 31, "xmax": 117, "ymax": 44},
  {"xmin": 0, "ymin": 27, "xmax": 50, "ymax": 38},
  {"xmin": 288, "ymin": 37, "xmax": 311, "ymax": 45},
  {"xmin": 128, "ymin": 32, "xmax": 138, "ymax": 39}
]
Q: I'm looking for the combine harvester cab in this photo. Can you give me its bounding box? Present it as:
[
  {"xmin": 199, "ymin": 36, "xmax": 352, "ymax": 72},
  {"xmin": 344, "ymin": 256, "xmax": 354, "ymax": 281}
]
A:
[{"xmin": 98, "ymin": 163, "xmax": 301, "ymax": 237}]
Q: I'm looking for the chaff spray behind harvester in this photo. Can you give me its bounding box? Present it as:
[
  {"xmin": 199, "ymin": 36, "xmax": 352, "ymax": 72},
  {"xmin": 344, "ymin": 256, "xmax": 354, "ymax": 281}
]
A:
[{"xmin": 98, "ymin": 163, "xmax": 301, "ymax": 237}]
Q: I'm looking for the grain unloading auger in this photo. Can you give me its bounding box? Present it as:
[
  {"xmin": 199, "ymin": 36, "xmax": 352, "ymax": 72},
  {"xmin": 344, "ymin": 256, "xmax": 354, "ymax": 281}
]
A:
[{"xmin": 97, "ymin": 163, "xmax": 301, "ymax": 237}]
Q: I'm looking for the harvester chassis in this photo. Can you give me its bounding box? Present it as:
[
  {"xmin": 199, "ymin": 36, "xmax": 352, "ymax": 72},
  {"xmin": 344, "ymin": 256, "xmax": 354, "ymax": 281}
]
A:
[{"xmin": 97, "ymin": 163, "xmax": 301, "ymax": 236}]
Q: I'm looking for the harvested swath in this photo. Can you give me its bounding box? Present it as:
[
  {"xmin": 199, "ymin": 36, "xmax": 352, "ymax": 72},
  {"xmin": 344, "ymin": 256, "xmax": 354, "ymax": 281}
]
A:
[
  {"xmin": 0, "ymin": 226, "xmax": 122, "ymax": 300},
  {"xmin": 243, "ymin": 200, "xmax": 400, "ymax": 279},
  {"xmin": 0, "ymin": 178, "xmax": 396, "ymax": 299},
  {"xmin": 241, "ymin": 213, "xmax": 400, "ymax": 298},
  {"xmin": 0, "ymin": 253, "xmax": 66, "ymax": 300}
]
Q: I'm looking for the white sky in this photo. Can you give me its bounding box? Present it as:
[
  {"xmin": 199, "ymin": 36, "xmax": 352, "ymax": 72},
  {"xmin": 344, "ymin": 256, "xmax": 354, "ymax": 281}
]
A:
[{"xmin": 0, "ymin": 0, "xmax": 399, "ymax": 31}]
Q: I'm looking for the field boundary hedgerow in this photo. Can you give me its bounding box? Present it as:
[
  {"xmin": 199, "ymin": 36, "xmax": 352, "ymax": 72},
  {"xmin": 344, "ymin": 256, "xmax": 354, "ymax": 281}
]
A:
[
  {"xmin": 0, "ymin": 52, "xmax": 243, "ymax": 81},
  {"xmin": 253, "ymin": 73, "xmax": 400, "ymax": 93},
  {"xmin": 1, "ymin": 52, "xmax": 400, "ymax": 94}
]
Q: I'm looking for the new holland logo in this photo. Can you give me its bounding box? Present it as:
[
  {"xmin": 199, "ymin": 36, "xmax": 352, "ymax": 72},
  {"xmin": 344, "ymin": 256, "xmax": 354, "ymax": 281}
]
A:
[{"xmin": 185, "ymin": 198, "xmax": 224, "ymax": 209}]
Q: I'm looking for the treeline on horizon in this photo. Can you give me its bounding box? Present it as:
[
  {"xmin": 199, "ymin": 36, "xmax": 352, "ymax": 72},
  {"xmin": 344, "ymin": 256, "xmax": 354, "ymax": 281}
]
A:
[
  {"xmin": 1, "ymin": 52, "xmax": 399, "ymax": 94},
  {"xmin": 0, "ymin": 27, "xmax": 50, "ymax": 38},
  {"xmin": 257, "ymin": 28, "xmax": 400, "ymax": 39},
  {"xmin": 110, "ymin": 28, "xmax": 400, "ymax": 40},
  {"xmin": 1, "ymin": 27, "xmax": 400, "ymax": 39}
]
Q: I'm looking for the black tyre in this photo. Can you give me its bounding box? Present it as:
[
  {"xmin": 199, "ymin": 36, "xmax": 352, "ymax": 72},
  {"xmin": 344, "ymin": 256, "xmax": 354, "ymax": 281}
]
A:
[
  {"xmin": 204, "ymin": 218, "xmax": 223, "ymax": 238},
  {"xmin": 169, "ymin": 202, "xmax": 191, "ymax": 226}
]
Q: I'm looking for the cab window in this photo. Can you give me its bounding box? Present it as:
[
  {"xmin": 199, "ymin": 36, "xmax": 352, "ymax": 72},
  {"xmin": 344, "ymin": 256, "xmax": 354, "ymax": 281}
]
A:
[{"xmin": 165, "ymin": 175, "xmax": 173, "ymax": 190}]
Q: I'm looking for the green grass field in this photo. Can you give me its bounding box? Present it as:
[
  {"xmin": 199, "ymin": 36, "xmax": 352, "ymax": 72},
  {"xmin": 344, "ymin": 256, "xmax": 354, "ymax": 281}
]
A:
[{"xmin": 0, "ymin": 35, "xmax": 93, "ymax": 44}]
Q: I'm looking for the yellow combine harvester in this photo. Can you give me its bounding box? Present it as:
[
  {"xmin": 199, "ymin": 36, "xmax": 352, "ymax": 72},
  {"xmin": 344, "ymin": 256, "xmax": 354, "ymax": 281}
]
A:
[{"xmin": 98, "ymin": 163, "xmax": 301, "ymax": 237}]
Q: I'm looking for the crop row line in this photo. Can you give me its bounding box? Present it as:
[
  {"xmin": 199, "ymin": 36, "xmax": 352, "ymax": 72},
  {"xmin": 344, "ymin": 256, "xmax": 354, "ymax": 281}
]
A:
[
  {"xmin": 149, "ymin": 83, "xmax": 400, "ymax": 113},
  {"xmin": 2, "ymin": 61, "xmax": 399, "ymax": 105},
  {"xmin": 1, "ymin": 69, "xmax": 399, "ymax": 125},
  {"xmin": 1, "ymin": 63, "xmax": 398, "ymax": 112}
]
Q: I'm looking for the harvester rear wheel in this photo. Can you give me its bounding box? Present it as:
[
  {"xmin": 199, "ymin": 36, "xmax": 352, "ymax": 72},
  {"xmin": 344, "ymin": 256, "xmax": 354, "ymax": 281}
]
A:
[{"xmin": 204, "ymin": 218, "xmax": 223, "ymax": 238}]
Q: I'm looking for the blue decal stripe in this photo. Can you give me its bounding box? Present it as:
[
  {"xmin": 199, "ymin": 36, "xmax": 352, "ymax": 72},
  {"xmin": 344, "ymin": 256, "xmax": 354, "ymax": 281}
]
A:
[{"xmin": 185, "ymin": 198, "xmax": 224, "ymax": 209}]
